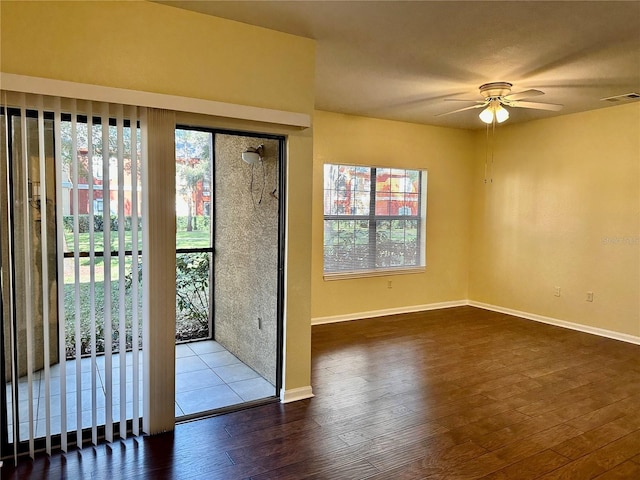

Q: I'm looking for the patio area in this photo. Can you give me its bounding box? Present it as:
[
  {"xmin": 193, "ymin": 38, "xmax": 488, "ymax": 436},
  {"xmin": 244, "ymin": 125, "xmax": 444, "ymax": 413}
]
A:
[{"xmin": 6, "ymin": 340, "xmax": 275, "ymax": 442}]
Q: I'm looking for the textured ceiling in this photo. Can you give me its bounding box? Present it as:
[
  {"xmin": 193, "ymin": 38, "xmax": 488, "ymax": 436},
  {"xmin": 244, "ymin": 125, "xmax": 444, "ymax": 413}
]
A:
[{"xmin": 158, "ymin": 1, "xmax": 640, "ymax": 130}]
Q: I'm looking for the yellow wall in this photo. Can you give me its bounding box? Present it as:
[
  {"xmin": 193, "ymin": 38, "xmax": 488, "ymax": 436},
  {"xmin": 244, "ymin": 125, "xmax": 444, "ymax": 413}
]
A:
[
  {"xmin": 0, "ymin": 1, "xmax": 314, "ymax": 115},
  {"xmin": 312, "ymin": 111, "xmax": 474, "ymax": 319},
  {"xmin": 1, "ymin": 1, "xmax": 316, "ymax": 394},
  {"xmin": 469, "ymin": 103, "xmax": 640, "ymax": 337},
  {"xmin": 312, "ymin": 106, "xmax": 639, "ymax": 340}
]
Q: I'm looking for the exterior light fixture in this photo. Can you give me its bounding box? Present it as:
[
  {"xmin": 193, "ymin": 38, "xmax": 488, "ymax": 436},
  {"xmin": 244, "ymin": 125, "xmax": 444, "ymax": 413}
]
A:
[{"xmin": 241, "ymin": 145, "xmax": 264, "ymax": 164}]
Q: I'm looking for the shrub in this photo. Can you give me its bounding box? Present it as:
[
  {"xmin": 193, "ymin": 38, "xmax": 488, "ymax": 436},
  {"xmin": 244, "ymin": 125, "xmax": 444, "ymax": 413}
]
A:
[
  {"xmin": 176, "ymin": 215, "xmax": 210, "ymax": 231},
  {"xmin": 175, "ymin": 252, "xmax": 210, "ymax": 341}
]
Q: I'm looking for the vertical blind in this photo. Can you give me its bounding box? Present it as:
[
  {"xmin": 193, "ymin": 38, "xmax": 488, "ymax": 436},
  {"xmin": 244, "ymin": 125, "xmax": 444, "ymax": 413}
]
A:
[{"xmin": 1, "ymin": 92, "xmax": 145, "ymax": 459}]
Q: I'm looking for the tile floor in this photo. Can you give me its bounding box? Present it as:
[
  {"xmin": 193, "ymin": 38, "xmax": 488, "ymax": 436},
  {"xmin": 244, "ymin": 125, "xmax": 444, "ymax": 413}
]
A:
[
  {"xmin": 174, "ymin": 340, "xmax": 275, "ymax": 416},
  {"xmin": 5, "ymin": 340, "xmax": 275, "ymax": 442}
]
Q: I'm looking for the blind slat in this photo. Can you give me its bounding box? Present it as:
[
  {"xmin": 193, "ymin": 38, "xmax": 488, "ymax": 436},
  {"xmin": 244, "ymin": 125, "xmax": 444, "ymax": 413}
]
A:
[
  {"xmin": 130, "ymin": 105, "xmax": 140, "ymax": 436},
  {"xmin": 53, "ymin": 96, "xmax": 68, "ymax": 452},
  {"xmin": 37, "ymin": 95, "xmax": 52, "ymax": 455},
  {"xmin": 87, "ymin": 101, "xmax": 99, "ymax": 446},
  {"xmin": 19, "ymin": 97, "xmax": 36, "ymax": 458},
  {"xmin": 101, "ymin": 101, "xmax": 114, "ymax": 443},
  {"xmin": 117, "ymin": 105, "xmax": 127, "ymax": 437},
  {"xmin": 71, "ymin": 99, "xmax": 84, "ymax": 446}
]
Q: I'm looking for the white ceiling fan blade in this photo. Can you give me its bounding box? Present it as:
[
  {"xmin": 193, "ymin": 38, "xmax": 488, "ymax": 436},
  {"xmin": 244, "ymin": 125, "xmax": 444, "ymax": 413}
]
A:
[
  {"xmin": 444, "ymin": 98, "xmax": 486, "ymax": 103},
  {"xmin": 510, "ymin": 100, "xmax": 563, "ymax": 111},
  {"xmin": 503, "ymin": 89, "xmax": 544, "ymax": 101},
  {"xmin": 435, "ymin": 103, "xmax": 487, "ymax": 117}
]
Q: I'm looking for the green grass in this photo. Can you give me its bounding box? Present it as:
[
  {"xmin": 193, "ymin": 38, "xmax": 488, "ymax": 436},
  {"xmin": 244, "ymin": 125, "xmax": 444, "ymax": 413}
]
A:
[
  {"xmin": 65, "ymin": 229, "xmax": 211, "ymax": 253},
  {"xmin": 175, "ymin": 230, "xmax": 210, "ymax": 248},
  {"xmin": 63, "ymin": 230, "xmax": 211, "ymax": 280}
]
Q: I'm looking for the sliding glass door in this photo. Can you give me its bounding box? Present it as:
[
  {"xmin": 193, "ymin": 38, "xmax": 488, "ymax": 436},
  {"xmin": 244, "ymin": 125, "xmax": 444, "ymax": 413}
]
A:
[
  {"xmin": 0, "ymin": 96, "xmax": 287, "ymax": 461},
  {"xmin": 1, "ymin": 97, "xmax": 143, "ymax": 458},
  {"xmin": 173, "ymin": 128, "xmax": 284, "ymax": 419}
]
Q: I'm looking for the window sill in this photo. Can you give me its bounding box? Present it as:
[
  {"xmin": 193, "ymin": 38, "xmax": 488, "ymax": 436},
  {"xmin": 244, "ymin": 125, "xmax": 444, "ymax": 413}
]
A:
[{"xmin": 323, "ymin": 266, "xmax": 425, "ymax": 281}]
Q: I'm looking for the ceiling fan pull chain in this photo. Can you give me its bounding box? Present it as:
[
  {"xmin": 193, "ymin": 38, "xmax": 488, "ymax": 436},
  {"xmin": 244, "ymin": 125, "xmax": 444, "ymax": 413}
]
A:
[
  {"xmin": 484, "ymin": 122, "xmax": 490, "ymax": 184},
  {"xmin": 490, "ymin": 119, "xmax": 496, "ymax": 183}
]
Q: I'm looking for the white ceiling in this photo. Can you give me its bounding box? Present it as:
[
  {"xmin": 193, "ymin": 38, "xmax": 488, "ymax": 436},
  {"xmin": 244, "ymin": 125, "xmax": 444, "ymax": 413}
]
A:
[{"xmin": 159, "ymin": 1, "xmax": 640, "ymax": 130}]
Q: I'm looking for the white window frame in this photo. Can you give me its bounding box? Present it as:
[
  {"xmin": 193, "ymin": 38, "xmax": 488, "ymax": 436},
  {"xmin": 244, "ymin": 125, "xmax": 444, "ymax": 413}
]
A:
[{"xmin": 323, "ymin": 164, "xmax": 427, "ymax": 280}]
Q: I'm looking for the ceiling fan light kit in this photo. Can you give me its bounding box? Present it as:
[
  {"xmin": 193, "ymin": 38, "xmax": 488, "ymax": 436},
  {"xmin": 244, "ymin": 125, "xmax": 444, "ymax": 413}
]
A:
[{"xmin": 479, "ymin": 99, "xmax": 509, "ymax": 124}]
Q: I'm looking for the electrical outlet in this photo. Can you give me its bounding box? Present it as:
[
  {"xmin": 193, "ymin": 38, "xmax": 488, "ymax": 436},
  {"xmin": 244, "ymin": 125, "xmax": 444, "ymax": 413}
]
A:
[
  {"xmin": 586, "ymin": 292, "xmax": 594, "ymax": 302},
  {"xmin": 554, "ymin": 286, "xmax": 561, "ymax": 297},
  {"xmin": 258, "ymin": 317, "xmax": 262, "ymax": 329}
]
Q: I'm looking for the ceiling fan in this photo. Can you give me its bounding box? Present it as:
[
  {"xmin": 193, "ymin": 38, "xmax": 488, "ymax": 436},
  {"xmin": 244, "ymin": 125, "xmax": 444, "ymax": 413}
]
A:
[{"xmin": 437, "ymin": 82, "xmax": 563, "ymax": 124}]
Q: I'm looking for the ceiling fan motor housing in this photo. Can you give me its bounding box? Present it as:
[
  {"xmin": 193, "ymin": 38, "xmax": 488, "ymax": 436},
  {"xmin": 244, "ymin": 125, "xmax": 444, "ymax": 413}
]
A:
[{"xmin": 479, "ymin": 82, "xmax": 513, "ymax": 99}]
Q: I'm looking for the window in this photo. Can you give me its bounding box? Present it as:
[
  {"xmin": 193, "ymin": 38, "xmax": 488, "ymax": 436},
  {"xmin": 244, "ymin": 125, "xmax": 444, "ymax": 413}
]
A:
[{"xmin": 323, "ymin": 164, "xmax": 427, "ymax": 276}]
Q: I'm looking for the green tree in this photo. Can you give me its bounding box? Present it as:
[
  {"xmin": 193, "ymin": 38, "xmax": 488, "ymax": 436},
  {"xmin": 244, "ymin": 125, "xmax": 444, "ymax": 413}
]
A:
[{"xmin": 175, "ymin": 129, "xmax": 211, "ymax": 231}]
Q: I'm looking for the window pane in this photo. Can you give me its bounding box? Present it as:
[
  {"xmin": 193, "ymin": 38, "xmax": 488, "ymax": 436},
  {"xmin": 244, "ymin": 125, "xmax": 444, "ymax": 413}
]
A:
[
  {"xmin": 338, "ymin": 219, "xmax": 355, "ymax": 246},
  {"xmin": 402, "ymin": 193, "xmax": 419, "ymax": 216},
  {"xmin": 404, "ymin": 219, "xmax": 419, "ymax": 265},
  {"xmin": 323, "ymin": 164, "xmax": 336, "ymax": 215},
  {"xmin": 390, "ymin": 169, "xmax": 406, "ymax": 192},
  {"xmin": 323, "ymin": 219, "xmax": 348, "ymax": 271},
  {"xmin": 375, "ymin": 168, "xmax": 391, "ymax": 215},
  {"xmin": 323, "ymin": 219, "xmax": 373, "ymax": 272},
  {"xmin": 354, "ymin": 220, "xmax": 369, "ymax": 245},
  {"xmin": 376, "ymin": 219, "xmax": 419, "ymax": 268},
  {"xmin": 175, "ymin": 129, "xmax": 212, "ymax": 247},
  {"xmin": 376, "ymin": 168, "xmax": 420, "ymax": 216},
  {"xmin": 176, "ymin": 252, "xmax": 211, "ymax": 341},
  {"xmin": 375, "ymin": 219, "xmax": 391, "ymax": 267},
  {"xmin": 352, "ymin": 166, "xmax": 370, "ymax": 215}
]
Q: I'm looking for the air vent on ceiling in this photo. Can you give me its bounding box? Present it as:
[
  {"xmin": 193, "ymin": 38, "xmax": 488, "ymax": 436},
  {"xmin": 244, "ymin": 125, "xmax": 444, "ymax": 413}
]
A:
[{"xmin": 600, "ymin": 93, "xmax": 640, "ymax": 102}]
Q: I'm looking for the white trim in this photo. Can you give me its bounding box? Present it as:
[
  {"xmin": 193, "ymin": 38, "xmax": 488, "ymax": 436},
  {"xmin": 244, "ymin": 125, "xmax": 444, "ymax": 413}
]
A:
[
  {"xmin": 311, "ymin": 300, "xmax": 467, "ymax": 325},
  {"xmin": 0, "ymin": 73, "xmax": 311, "ymax": 128},
  {"xmin": 312, "ymin": 300, "xmax": 640, "ymax": 345},
  {"xmin": 280, "ymin": 386, "xmax": 314, "ymax": 403},
  {"xmin": 469, "ymin": 301, "xmax": 640, "ymax": 345}
]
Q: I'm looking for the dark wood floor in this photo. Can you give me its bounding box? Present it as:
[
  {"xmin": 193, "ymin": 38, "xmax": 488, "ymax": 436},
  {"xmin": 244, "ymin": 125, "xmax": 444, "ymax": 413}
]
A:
[{"xmin": 3, "ymin": 306, "xmax": 640, "ymax": 479}]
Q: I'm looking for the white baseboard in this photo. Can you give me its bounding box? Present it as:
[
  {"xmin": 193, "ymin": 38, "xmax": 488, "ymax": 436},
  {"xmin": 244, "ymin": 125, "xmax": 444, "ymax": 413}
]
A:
[
  {"xmin": 469, "ymin": 301, "xmax": 640, "ymax": 345},
  {"xmin": 311, "ymin": 300, "xmax": 467, "ymax": 325},
  {"xmin": 280, "ymin": 386, "xmax": 314, "ymax": 403},
  {"xmin": 312, "ymin": 299, "xmax": 640, "ymax": 345}
]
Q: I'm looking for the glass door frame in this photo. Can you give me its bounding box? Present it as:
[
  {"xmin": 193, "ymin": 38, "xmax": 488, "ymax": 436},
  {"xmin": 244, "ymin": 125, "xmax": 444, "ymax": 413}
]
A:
[{"xmin": 175, "ymin": 124, "xmax": 286, "ymax": 400}]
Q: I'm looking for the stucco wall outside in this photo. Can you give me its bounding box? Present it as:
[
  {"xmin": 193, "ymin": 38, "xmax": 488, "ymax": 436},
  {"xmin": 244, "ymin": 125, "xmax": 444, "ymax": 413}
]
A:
[{"xmin": 214, "ymin": 134, "xmax": 280, "ymax": 385}]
